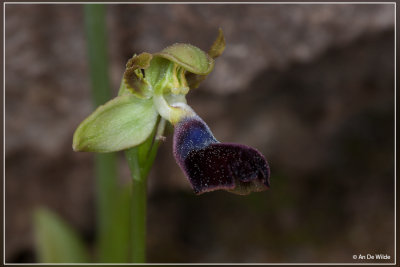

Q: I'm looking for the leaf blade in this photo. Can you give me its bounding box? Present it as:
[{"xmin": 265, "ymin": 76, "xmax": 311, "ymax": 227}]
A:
[{"xmin": 33, "ymin": 207, "xmax": 89, "ymax": 263}]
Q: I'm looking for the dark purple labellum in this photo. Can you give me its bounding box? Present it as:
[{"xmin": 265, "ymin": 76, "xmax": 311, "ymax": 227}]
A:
[{"xmin": 173, "ymin": 116, "xmax": 270, "ymax": 195}]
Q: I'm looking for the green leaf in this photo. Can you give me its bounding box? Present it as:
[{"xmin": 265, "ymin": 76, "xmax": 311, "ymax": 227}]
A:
[
  {"xmin": 154, "ymin": 43, "xmax": 214, "ymax": 75},
  {"xmin": 33, "ymin": 207, "xmax": 89, "ymax": 263},
  {"xmin": 73, "ymin": 94, "xmax": 158, "ymax": 153}
]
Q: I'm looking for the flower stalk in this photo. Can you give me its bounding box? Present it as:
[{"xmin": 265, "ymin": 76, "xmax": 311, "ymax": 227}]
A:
[
  {"xmin": 74, "ymin": 23, "xmax": 270, "ymax": 263},
  {"xmin": 125, "ymin": 119, "xmax": 164, "ymax": 262},
  {"xmin": 125, "ymin": 147, "xmax": 147, "ymax": 262}
]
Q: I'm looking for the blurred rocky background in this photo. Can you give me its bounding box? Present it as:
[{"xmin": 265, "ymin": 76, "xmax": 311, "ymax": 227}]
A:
[{"xmin": 5, "ymin": 3, "xmax": 395, "ymax": 263}]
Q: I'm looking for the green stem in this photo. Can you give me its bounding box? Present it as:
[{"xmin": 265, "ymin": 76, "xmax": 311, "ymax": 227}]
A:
[
  {"xmin": 125, "ymin": 118, "xmax": 164, "ymax": 262},
  {"xmin": 131, "ymin": 177, "xmax": 147, "ymax": 262},
  {"xmin": 84, "ymin": 4, "xmax": 119, "ymax": 262},
  {"xmin": 84, "ymin": 4, "xmax": 111, "ymax": 107},
  {"xmin": 125, "ymin": 148, "xmax": 147, "ymax": 263}
]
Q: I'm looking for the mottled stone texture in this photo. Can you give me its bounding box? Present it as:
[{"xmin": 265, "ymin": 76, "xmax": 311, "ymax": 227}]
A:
[{"xmin": 5, "ymin": 4, "xmax": 394, "ymax": 263}]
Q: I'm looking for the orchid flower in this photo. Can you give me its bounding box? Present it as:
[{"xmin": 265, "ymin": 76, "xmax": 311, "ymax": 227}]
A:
[{"xmin": 73, "ymin": 29, "xmax": 270, "ymax": 195}]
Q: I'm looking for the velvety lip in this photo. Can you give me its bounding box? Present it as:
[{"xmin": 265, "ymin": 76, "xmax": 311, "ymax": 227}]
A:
[{"xmin": 173, "ymin": 116, "xmax": 270, "ymax": 195}]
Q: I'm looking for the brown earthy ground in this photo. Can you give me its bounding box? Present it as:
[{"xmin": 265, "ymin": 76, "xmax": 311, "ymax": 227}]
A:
[{"xmin": 4, "ymin": 3, "xmax": 395, "ymax": 263}]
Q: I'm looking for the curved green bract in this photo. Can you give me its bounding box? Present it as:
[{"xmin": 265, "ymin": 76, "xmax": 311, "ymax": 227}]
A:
[
  {"xmin": 73, "ymin": 95, "xmax": 158, "ymax": 153},
  {"xmin": 154, "ymin": 43, "xmax": 214, "ymax": 75}
]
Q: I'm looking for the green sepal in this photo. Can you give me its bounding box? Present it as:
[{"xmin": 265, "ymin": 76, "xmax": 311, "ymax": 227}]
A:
[
  {"xmin": 154, "ymin": 43, "xmax": 214, "ymax": 75},
  {"xmin": 73, "ymin": 94, "xmax": 158, "ymax": 153},
  {"xmin": 186, "ymin": 28, "xmax": 226, "ymax": 89},
  {"xmin": 33, "ymin": 207, "xmax": 89, "ymax": 263},
  {"xmin": 122, "ymin": 52, "xmax": 153, "ymax": 98}
]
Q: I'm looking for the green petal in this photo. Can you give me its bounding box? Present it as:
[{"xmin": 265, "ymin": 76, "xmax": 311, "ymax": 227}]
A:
[
  {"xmin": 73, "ymin": 94, "xmax": 158, "ymax": 153},
  {"xmin": 122, "ymin": 53, "xmax": 153, "ymax": 98},
  {"xmin": 208, "ymin": 28, "xmax": 226, "ymax": 59},
  {"xmin": 154, "ymin": 43, "xmax": 214, "ymax": 75},
  {"xmin": 126, "ymin": 52, "xmax": 152, "ymax": 69}
]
